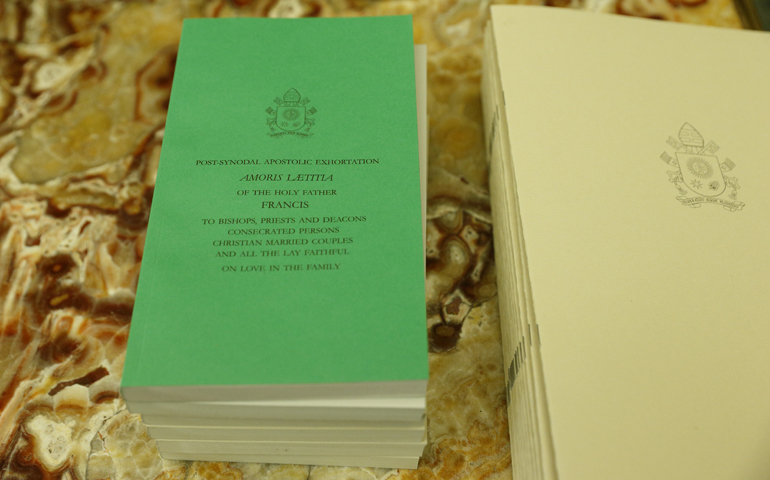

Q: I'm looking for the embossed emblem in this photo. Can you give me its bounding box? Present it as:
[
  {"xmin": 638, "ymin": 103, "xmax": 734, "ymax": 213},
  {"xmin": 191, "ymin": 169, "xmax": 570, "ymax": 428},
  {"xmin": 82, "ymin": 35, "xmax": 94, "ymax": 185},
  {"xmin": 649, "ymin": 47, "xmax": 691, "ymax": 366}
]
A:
[
  {"xmin": 266, "ymin": 88, "xmax": 316, "ymax": 138},
  {"xmin": 659, "ymin": 123, "xmax": 744, "ymax": 211}
]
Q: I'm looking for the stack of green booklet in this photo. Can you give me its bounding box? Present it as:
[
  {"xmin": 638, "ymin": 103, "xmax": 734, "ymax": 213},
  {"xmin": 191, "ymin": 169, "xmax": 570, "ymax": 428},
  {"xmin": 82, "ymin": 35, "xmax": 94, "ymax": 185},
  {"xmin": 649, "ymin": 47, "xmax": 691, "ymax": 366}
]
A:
[
  {"xmin": 482, "ymin": 6, "xmax": 770, "ymax": 480},
  {"xmin": 120, "ymin": 17, "xmax": 429, "ymax": 469}
]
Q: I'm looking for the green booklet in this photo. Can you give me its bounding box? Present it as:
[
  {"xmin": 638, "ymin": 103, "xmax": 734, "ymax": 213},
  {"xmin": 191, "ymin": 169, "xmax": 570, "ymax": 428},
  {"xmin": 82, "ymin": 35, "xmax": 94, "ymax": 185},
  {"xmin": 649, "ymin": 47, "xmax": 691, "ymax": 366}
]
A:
[{"xmin": 121, "ymin": 16, "xmax": 427, "ymax": 403}]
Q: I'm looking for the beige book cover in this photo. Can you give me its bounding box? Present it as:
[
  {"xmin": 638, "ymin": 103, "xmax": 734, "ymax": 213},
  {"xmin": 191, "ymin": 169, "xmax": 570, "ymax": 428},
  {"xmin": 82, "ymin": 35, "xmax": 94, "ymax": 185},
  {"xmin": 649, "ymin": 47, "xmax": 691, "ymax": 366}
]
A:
[
  {"xmin": 483, "ymin": 24, "xmax": 551, "ymax": 479},
  {"xmin": 487, "ymin": 6, "xmax": 770, "ymax": 479}
]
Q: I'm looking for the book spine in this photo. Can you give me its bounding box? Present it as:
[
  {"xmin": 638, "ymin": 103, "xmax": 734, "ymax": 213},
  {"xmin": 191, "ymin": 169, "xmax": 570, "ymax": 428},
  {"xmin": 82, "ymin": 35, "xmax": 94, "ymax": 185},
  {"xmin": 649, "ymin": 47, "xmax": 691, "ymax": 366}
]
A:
[{"xmin": 482, "ymin": 13, "xmax": 558, "ymax": 480}]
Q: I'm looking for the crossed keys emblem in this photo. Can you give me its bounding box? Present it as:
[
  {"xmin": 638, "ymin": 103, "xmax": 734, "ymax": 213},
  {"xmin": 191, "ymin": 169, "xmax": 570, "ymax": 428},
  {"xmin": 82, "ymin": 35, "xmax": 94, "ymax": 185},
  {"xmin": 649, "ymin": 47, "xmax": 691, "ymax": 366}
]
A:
[
  {"xmin": 266, "ymin": 88, "xmax": 316, "ymax": 138},
  {"xmin": 659, "ymin": 123, "xmax": 744, "ymax": 211}
]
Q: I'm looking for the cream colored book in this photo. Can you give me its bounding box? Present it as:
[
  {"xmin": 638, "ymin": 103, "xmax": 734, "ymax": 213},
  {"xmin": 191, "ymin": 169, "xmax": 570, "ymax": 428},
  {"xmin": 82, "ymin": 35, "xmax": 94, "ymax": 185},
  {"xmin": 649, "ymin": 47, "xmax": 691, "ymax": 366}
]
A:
[{"xmin": 483, "ymin": 6, "xmax": 770, "ymax": 480}]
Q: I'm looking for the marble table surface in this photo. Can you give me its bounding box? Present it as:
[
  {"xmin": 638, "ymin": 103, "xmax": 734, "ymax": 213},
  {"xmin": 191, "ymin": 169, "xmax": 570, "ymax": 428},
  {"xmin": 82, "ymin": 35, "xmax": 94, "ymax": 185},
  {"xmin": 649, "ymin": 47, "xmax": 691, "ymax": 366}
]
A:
[{"xmin": 0, "ymin": 1, "xmax": 742, "ymax": 479}]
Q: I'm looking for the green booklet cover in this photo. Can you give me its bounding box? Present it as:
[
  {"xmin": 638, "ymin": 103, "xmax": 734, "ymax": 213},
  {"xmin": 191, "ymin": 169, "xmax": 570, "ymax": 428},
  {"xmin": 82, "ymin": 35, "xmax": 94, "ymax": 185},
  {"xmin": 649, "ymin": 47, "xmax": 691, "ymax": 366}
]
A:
[{"xmin": 121, "ymin": 16, "xmax": 427, "ymax": 401}]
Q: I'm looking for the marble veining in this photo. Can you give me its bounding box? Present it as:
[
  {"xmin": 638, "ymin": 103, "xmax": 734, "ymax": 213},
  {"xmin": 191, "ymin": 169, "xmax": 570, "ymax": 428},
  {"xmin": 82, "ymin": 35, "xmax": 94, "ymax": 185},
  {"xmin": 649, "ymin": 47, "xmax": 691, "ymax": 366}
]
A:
[{"xmin": 0, "ymin": 0, "xmax": 741, "ymax": 479}]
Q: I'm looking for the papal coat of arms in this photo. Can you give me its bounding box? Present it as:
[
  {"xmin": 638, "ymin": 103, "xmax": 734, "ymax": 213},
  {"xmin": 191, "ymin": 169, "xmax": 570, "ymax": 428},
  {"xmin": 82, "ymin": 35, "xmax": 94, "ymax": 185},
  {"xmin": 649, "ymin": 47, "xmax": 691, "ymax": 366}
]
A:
[
  {"xmin": 266, "ymin": 88, "xmax": 316, "ymax": 138},
  {"xmin": 659, "ymin": 123, "xmax": 744, "ymax": 211}
]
